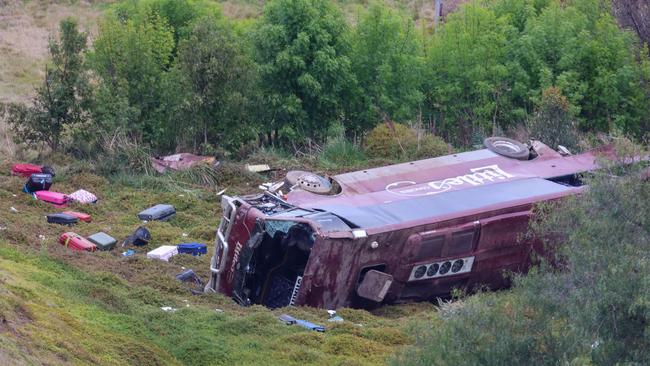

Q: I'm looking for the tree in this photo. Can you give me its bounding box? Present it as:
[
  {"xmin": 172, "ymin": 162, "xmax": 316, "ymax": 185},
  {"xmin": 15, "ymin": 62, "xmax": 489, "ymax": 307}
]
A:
[
  {"xmin": 251, "ymin": 0, "xmax": 356, "ymax": 145},
  {"xmin": 90, "ymin": 9, "xmax": 175, "ymax": 146},
  {"xmin": 528, "ymin": 86, "xmax": 578, "ymax": 150},
  {"xmin": 348, "ymin": 4, "xmax": 424, "ymax": 132},
  {"xmin": 7, "ymin": 18, "xmax": 90, "ymax": 151},
  {"xmin": 173, "ymin": 16, "xmax": 256, "ymax": 152}
]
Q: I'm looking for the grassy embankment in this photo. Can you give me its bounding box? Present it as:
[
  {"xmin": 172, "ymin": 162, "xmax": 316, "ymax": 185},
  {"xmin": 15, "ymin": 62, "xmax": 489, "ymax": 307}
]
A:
[{"xmin": 0, "ymin": 157, "xmax": 436, "ymax": 365}]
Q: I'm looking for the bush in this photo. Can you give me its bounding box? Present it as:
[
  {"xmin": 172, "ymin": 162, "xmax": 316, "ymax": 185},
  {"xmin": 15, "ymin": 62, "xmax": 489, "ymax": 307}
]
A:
[
  {"xmin": 528, "ymin": 87, "xmax": 579, "ymax": 150},
  {"xmin": 364, "ymin": 122, "xmax": 450, "ymax": 160},
  {"xmin": 319, "ymin": 137, "xmax": 366, "ymax": 169},
  {"xmin": 393, "ymin": 140, "xmax": 650, "ymax": 365}
]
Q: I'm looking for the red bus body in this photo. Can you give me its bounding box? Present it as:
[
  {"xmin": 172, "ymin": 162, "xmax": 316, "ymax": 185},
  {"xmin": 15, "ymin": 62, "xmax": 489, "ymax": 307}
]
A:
[{"xmin": 206, "ymin": 141, "xmax": 614, "ymax": 309}]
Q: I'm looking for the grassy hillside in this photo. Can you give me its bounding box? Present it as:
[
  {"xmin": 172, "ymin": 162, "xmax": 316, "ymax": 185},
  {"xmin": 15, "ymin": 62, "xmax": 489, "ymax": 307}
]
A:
[{"xmin": 0, "ymin": 159, "xmax": 435, "ymax": 365}]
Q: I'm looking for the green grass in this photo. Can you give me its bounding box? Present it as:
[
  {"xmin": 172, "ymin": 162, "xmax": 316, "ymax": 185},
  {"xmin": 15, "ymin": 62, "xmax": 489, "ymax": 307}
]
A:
[{"xmin": 0, "ymin": 160, "xmax": 435, "ymax": 365}]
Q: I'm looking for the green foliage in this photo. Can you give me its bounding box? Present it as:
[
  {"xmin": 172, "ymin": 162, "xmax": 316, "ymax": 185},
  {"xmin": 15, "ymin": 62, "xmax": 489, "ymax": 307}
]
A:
[
  {"xmin": 528, "ymin": 86, "xmax": 578, "ymax": 149},
  {"xmin": 319, "ymin": 137, "xmax": 366, "ymax": 168},
  {"xmin": 364, "ymin": 122, "xmax": 450, "ymax": 160},
  {"xmin": 348, "ymin": 3, "xmax": 424, "ymax": 131},
  {"xmin": 252, "ymin": 0, "xmax": 356, "ymax": 143},
  {"xmin": 173, "ymin": 16, "xmax": 257, "ymax": 152},
  {"xmin": 394, "ymin": 141, "xmax": 650, "ymax": 365},
  {"xmin": 90, "ymin": 9, "xmax": 175, "ymax": 146},
  {"xmin": 7, "ymin": 18, "xmax": 91, "ymax": 152}
]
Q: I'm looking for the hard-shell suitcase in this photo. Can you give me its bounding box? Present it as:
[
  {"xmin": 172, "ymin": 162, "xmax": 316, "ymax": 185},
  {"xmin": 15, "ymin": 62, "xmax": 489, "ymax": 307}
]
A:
[
  {"xmin": 23, "ymin": 173, "xmax": 53, "ymax": 193},
  {"xmin": 177, "ymin": 243, "xmax": 207, "ymax": 256},
  {"xmin": 11, "ymin": 163, "xmax": 42, "ymax": 177},
  {"xmin": 147, "ymin": 245, "xmax": 178, "ymax": 262},
  {"xmin": 138, "ymin": 204, "xmax": 176, "ymax": 221},
  {"xmin": 87, "ymin": 232, "xmax": 117, "ymax": 251},
  {"xmin": 63, "ymin": 211, "xmax": 92, "ymax": 223},
  {"xmin": 46, "ymin": 213, "xmax": 78, "ymax": 225},
  {"xmin": 59, "ymin": 232, "xmax": 97, "ymax": 252},
  {"xmin": 35, "ymin": 191, "xmax": 68, "ymax": 207}
]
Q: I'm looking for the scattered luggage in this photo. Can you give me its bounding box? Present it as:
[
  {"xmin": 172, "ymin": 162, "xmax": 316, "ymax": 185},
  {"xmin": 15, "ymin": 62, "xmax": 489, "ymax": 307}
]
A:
[
  {"xmin": 123, "ymin": 226, "xmax": 151, "ymax": 247},
  {"xmin": 63, "ymin": 211, "xmax": 92, "ymax": 223},
  {"xmin": 147, "ymin": 245, "xmax": 178, "ymax": 262},
  {"xmin": 278, "ymin": 314, "xmax": 325, "ymax": 332},
  {"xmin": 41, "ymin": 165, "xmax": 56, "ymax": 177},
  {"xmin": 176, "ymin": 269, "xmax": 204, "ymax": 295},
  {"xmin": 34, "ymin": 191, "xmax": 69, "ymax": 207},
  {"xmin": 59, "ymin": 232, "xmax": 96, "ymax": 252},
  {"xmin": 46, "ymin": 213, "xmax": 78, "ymax": 225},
  {"xmin": 138, "ymin": 204, "xmax": 176, "ymax": 221},
  {"xmin": 87, "ymin": 232, "xmax": 117, "ymax": 251},
  {"xmin": 23, "ymin": 173, "xmax": 53, "ymax": 194},
  {"xmin": 177, "ymin": 243, "xmax": 207, "ymax": 256},
  {"xmin": 68, "ymin": 189, "xmax": 97, "ymax": 204},
  {"xmin": 11, "ymin": 163, "xmax": 42, "ymax": 177}
]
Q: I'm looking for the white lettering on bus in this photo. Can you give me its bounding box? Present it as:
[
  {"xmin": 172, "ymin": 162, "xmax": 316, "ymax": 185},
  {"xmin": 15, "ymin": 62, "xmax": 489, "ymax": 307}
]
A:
[{"xmin": 386, "ymin": 164, "xmax": 515, "ymax": 197}]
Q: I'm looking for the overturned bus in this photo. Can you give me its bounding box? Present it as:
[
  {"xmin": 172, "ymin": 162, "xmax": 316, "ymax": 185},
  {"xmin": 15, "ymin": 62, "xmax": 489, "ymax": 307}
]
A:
[{"xmin": 205, "ymin": 137, "xmax": 616, "ymax": 309}]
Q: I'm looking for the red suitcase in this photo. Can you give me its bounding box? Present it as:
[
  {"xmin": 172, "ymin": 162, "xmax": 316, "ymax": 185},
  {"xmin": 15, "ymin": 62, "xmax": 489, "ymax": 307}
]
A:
[
  {"xmin": 63, "ymin": 211, "xmax": 92, "ymax": 223},
  {"xmin": 35, "ymin": 191, "xmax": 69, "ymax": 207},
  {"xmin": 11, "ymin": 163, "xmax": 42, "ymax": 177},
  {"xmin": 59, "ymin": 232, "xmax": 96, "ymax": 252}
]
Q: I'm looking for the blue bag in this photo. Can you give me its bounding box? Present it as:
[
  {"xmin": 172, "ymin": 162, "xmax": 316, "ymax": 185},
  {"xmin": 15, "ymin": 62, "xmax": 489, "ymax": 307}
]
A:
[{"xmin": 177, "ymin": 243, "xmax": 207, "ymax": 256}]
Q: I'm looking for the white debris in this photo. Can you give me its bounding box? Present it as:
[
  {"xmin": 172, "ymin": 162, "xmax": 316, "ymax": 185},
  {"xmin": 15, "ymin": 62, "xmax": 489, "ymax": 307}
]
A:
[
  {"xmin": 10, "ymin": 207, "xmax": 18, "ymax": 213},
  {"xmin": 161, "ymin": 306, "xmax": 177, "ymax": 312},
  {"xmin": 216, "ymin": 188, "xmax": 227, "ymax": 196},
  {"xmin": 246, "ymin": 164, "xmax": 271, "ymax": 173},
  {"xmin": 215, "ymin": 309, "xmax": 224, "ymax": 313}
]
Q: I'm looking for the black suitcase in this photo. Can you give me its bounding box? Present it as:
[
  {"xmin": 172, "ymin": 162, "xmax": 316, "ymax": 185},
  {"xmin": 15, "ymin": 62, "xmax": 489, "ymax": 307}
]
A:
[
  {"xmin": 138, "ymin": 204, "xmax": 176, "ymax": 221},
  {"xmin": 24, "ymin": 173, "xmax": 53, "ymax": 193},
  {"xmin": 47, "ymin": 213, "xmax": 78, "ymax": 225}
]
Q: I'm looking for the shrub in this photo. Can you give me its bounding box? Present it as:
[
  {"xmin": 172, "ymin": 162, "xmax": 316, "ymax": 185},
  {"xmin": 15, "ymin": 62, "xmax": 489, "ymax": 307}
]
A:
[
  {"xmin": 364, "ymin": 122, "xmax": 450, "ymax": 160},
  {"xmin": 528, "ymin": 87, "xmax": 579, "ymax": 150},
  {"xmin": 319, "ymin": 137, "xmax": 366, "ymax": 169}
]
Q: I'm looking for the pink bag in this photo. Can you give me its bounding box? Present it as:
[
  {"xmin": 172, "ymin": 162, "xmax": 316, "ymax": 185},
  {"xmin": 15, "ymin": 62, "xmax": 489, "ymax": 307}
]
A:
[{"xmin": 35, "ymin": 191, "xmax": 69, "ymax": 207}]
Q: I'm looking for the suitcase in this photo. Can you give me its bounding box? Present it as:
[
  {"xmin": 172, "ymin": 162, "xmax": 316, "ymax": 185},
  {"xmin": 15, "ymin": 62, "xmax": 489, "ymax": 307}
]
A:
[
  {"xmin": 11, "ymin": 163, "xmax": 42, "ymax": 177},
  {"xmin": 68, "ymin": 189, "xmax": 97, "ymax": 204},
  {"xmin": 147, "ymin": 245, "xmax": 178, "ymax": 262},
  {"xmin": 23, "ymin": 173, "xmax": 53, "ymax": 193},
  {"xmin": 59, "ymin": 232, "xmax": 97, "ymax": 252},
  {"xmin": 35, "ymin": 191, "xmax": 69, "ymax": 207},
  {"xmin": 87, "ymin": 232, "xmax": 117, "ymax": 251},
  {"xmin": 138, "ymin": 204, "xmax": 176, "ymax": 221},
  {"xmin": 62, "ymin": 211, "xmax": 92, "ymax": 223},
  {"xmin": 46, "ymin": 213, "xmax": 78, "ymax": 225},
  {"xmin": 177, "ymin": 243, "xmax": 207, "ymax": 256}
]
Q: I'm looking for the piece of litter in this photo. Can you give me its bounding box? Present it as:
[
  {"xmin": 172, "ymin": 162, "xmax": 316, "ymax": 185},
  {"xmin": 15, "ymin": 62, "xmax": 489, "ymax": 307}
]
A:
[
  {"xmin": 178, "ymin": 194, "xmax": 185, "ymax": 197},
  {"xmin": 215, "ymin": 309, "xmax": 224, "ymax": 313},
  {"xmin": 0, "ymin": 227, "xmax": 6, "ymax": 231},
  {"xmin": 216, "ymin": 188, "xmax": 227, "ymax": 196},
  {"xmin": 38, "ymin": 235, "xmax": 45, "ymax": 241},
  {"xmin": 278, "ymin": 314, "xmax": 325, "ymax": 332},
  {"xmin": 327, "ymin": 310, "xmax": 336, "ymax": 317},
  {"xmin": 12, "ymin": 194, "xmax": 17, "ymax": 197},
  {"xmin": 161, "ymin": 306, "xmax": 177, "ymax": 312},
  {"xmin": 246, "ymin": 164, "xmax": 271, "ymax": 173},
  {"xmin": 328, "ymin": 316, "xmax": 344, "ymax": 322},
  {"xmin": 10, "ymin": 207, "xmax": 18, "ymax": 213},
  {"xmin": 182, "ymin": 233, "xmax": 188, "ymax": 237},
  {"xmin": 122, "ymin": 249, "xmax": 136, "ymax": 257}
]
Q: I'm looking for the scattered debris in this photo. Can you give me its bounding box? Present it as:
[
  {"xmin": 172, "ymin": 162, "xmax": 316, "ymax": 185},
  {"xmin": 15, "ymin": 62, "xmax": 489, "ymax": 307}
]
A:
[
  {"xmin": 34, "ymin": 191, "xmax": 69, "ymax": 208},
  {"xmin": 11, "ymin": 163, "xmax": 43, "ymax": 177},
  {"xmin": 138, "ymin": 204, "xmax": 176, "ymax": 222},
  {"xmin": 246, "ymin": 164, "xmax": 271, "ymax": 173},
  {"xmin": 215, "ymin": 308, "xmax": 224, "ymax": 313},
  {"xmin": 10, "ymin": 207, "xmax": 18, "ymax": 213},
  {"xmin": 177, "ymin": 243, "xmax": 207, "ymax": 256},
  {"xmin": 151, "ymin": 153, "xmax": 218, "ymax": 174},
  {"xmin": 68, "ymin": 189, "xmax": 98, "ymax": 204},
  {"xmin": 87, "ymin": 232, "xmax": 117, "ymax": 251},
  {"xmin": 23, "ymin": 173, "xmax": 52, "ymax": 194},
  {"xmin": 216, "ymin": 188, "xmax": 227, "ymax": 196},
  {"xmin": 46, "ymin": 213, "xmax": 78, "ymax": 225},
  {"xmin": 59, "ymin": 232, "xmax": 97, "ymax": 252},
  {"xmin": 160, "ymin": 306, "xmax": 177, "ymax": 313},
  {"xmin": 175, "ymin": 269, "xmax": 204, "ymax": 295},
  {"xmin": 326, "ymin": 310, "xmax": 344, "ymax": 322},
  {"xmin": 62, "ymin": 211, "xmax": 92, "ymax": 223},
  {"xmin": 278, "ymin": 314, "xmax": 325, "ymax": 332},
  {"xmin": 147, "ymin": 245, "xmax": 178, "ymax": 262},
  {"xmin": 122, "ymin": 249, "xmax": 136, "ymax": 257},
  {"xmin": 122, "ymin": 227, "xmax": 151, "ymax": 247}
]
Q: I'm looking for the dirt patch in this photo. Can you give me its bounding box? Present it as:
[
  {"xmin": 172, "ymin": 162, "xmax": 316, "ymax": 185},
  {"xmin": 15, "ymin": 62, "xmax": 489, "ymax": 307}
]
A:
[{"xmin": 0, "ymin": 0, "xmax": 105, "ymax": 104}]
